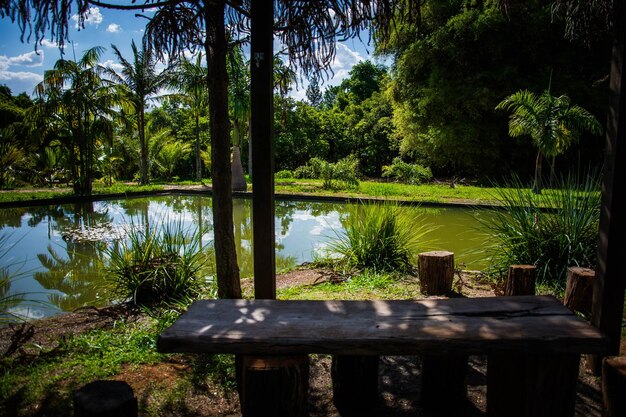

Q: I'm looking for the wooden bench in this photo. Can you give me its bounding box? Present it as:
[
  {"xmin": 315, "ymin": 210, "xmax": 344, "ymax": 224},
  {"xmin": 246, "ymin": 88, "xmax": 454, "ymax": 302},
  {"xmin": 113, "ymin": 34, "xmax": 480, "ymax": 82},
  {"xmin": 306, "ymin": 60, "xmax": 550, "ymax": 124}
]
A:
[{"xmin": 158, "ymin": 295, "xmax": 609, "ymax": 417}]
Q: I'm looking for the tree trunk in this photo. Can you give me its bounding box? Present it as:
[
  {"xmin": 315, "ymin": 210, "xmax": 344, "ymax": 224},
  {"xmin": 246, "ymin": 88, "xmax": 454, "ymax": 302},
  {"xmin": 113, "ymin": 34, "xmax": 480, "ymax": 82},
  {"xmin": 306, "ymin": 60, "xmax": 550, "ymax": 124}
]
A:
[
  {"xmin": 602, "ymin": 356, "xmax": 626, "ymax": 417},
  {"xmin": 505, "ymin": 265, "xmax": 536, "ymax": 296},
  {"xmin": 563, "ymin": 267, "xmax": 595, "ymax": 314},
  {"xmin": 533, "ymin": 150, "xmax": 543, "ymax": 194},
  {"xmin": 238, "ymin": 355, "xmax": 309, "ymax": 417},
  {"xmin": 139, "ymin": 106, "xmax": 148, "ymax": 185},
  {"xmin": 195, "ymin": 113, "xmax": 202, "ymax": 181},
  {"xmin": 418, "ymin": 251, "xmax": 454, "ymax": 295},
  {"xmin": 232, "ymin": 144, "xmax": 247, "ymax": 191},
  {"xmin": 205, "ymin": 2, "xmax": 242, "ymax": 299},
  {"xmin": 74, "ymin": 380, "xmax": 137, "ymax": 417}
]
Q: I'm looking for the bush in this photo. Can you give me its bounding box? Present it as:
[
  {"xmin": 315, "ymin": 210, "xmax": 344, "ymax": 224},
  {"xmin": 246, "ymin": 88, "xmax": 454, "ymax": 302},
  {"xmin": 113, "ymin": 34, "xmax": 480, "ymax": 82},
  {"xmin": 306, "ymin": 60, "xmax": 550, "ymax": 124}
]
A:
[
  {"xmin": 308, "ymin": 156, "xmax": 360, "ymax": 189},
  {"xmin": 275, "ymin": 170, "xmax": 294, "ymax": 179},
  {"xmin": 106, "ymin": 220, "xmax": 210, "ymax": 308},
  {"xmin": 293, "ymin": 164, "xmax": 317, "ymax": 179},
  {"xmin": 480, "ymin": 171, "xmax": 600, "ymax": 290},
  {"xmin": 382, "ymin": 158, "xmax": 433, "ymax": 184},
  {"xmin": 328, "ymin": 202, "xmax": 430, "ymax": 273}
]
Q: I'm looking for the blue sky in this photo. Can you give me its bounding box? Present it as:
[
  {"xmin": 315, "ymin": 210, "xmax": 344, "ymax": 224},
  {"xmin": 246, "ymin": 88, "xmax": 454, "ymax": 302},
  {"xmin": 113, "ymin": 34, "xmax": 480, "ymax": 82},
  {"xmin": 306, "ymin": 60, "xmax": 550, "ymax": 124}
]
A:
[{"xmin": 0, "ymin": 6, "xmax": 379, "ymax": 99}]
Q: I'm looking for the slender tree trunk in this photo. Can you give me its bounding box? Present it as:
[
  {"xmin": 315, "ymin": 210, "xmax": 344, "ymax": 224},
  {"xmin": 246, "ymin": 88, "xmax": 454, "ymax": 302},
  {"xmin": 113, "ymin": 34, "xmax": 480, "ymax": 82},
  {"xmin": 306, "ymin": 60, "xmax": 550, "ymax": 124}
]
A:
[
  {"xmin": 232, "ymin": 117, "xmax": 247, "ymax": 191},
  {"xmin": 205, "ymin": 1, "xmax": 242, "ymax": 299},
  {"xmin": 533, "ymin": 150, "xmax": 543, "ymax": 194},
  {"xmin": 139, "ymin": 106, "xmax": 148, "ymax": 184},
  {"xmin": 195, "ymin": 113, "xmax": 202, "ymax": 181}
]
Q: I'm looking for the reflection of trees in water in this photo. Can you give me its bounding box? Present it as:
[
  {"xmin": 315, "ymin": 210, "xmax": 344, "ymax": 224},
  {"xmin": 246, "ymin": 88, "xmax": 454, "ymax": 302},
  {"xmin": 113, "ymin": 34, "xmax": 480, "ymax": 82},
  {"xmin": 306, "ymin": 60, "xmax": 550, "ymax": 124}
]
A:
[{"xmin": 33, "ymin": 201, "xmax": 113, "ymax": 311}]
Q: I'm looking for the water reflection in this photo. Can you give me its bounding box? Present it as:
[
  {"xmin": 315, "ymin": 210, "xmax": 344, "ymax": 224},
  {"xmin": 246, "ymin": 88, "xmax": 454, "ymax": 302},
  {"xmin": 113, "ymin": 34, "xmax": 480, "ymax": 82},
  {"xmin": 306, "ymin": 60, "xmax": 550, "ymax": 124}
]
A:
[{"xmin": 0, "ymin": 196, "xmax": 495, "ymax": 319}]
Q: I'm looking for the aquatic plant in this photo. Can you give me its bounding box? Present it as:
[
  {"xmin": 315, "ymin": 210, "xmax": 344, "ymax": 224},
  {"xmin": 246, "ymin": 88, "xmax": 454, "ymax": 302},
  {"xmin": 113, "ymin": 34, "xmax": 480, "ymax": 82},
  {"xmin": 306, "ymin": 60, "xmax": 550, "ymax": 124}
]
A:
[
  {"xmin": 106, "ymin": 219, "xmax": 210, "ymax": 308},
  {"xmin": 481, "ymin": 171, "xmax": 600, "ymax": 290},
  {"xmin": 328, "ymin": 202, "xmax": 430, "ymax": 273}
]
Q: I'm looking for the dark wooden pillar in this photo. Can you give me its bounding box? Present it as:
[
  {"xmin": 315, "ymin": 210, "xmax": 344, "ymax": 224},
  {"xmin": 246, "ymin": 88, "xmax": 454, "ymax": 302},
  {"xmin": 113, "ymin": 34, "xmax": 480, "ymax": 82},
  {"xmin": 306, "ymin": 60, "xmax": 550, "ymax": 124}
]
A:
[
  {"xmin": 590, "ymin": 1, "xmax": 626, "ymax": 372},
  {"xmin": 251, "ymin": 0, "xmax": 276, "ymax": 299}
]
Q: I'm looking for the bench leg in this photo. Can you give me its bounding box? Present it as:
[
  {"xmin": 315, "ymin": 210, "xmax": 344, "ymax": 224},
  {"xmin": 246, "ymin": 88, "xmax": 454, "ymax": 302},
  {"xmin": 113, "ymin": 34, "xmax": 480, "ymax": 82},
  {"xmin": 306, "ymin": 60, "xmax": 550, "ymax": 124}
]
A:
[
  {"xmin": 420, "ymin": 354, "xmax": 468, "ymax": 409},
  {"xmin": 487, "ymin": 353, "xmax": 580, "ymax": 417},
  {"xmin": 238, "ymin": 355, "xmax": 309, "ymax": 417},
  {"xmin": 331, "ymin": 355, "xmax": 379, "ymax": 416}
]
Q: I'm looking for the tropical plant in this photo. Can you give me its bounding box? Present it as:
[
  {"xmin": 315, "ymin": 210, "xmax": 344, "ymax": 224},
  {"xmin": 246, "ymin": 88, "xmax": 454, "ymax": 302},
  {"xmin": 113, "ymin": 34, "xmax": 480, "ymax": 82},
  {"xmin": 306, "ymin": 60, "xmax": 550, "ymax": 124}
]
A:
[
  {"xmin": 496, "ymin": 89, "xmax": 602, "ymax": 193},
  {"xmin": 155, "ymin": 139, "xmax": 192, "ymax": 181},
  {"xmin": 382, "ymin": 158, "xmax": 433, "ymax": 185},
  {"xmin": 227, "ymin": 43, "xmax": 249, "ymax": 191},
  {"xmin": 108, "ymin": 41, "xmax": 169, "ymax": 185},
  {"xmin": 170, "ymin": 53, "xmax": 209, "ymax": 181},
  {"xmin": 328, "ymin": 202, "xmax": 429, "ymax": 273},
  {"xmin": 106, "ymin": 219, "xmax": 208, "ymax": 307},
  {"xmin": 309, "ymin": 156, "xmax": 360, "ymax": 189},
  {"xmin": 33, "ymin": 47, "xmax": 122, "ymax": 195},
  {"xmin": 481, "ymin": 171, "xmax": 600, "ymax": 290}
]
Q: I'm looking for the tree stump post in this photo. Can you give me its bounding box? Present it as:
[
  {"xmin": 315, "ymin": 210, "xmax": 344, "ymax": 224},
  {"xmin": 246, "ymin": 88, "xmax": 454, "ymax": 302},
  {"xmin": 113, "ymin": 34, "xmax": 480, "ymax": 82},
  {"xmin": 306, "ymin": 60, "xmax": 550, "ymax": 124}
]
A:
[
  {"xmin": 563, "ymin": 267, "xmax": 595, "ymax": 314},
  {"xmin": 504, "ymin": 265, "xmax": 536, "ymax": 296},
  {"xmin": 420, "ymin": 354, "xmax": 468, "ymax": 410},
  {"xmin": 602, "ymin": 356, "xmax": 626, "ymax": 417},
  {"xmin": 487, "ymin": 353, "xmax": 579, "ymax": 417},
  {"xmin": 418, "ymin": 251, "xmax": 455, "ymax": 295},
  {"xmin": 331, "ymin": 355, "xmax": 379, "ymax": 416},
  {"xmin": 239, "ymin": 355, "xmax": 309, "ymax": 417},
  {"xmin": 73, "ymin": 380, "xmax": 137, "ymax": 417}
]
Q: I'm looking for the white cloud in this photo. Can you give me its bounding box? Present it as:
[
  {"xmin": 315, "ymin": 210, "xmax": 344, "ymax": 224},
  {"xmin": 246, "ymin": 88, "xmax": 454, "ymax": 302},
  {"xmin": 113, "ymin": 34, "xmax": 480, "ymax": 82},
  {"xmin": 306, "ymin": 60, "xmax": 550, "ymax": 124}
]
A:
[
  {"xmin": 0, "ymin": 52, "xmax": 45, "ymax": 83},
  {"xmin": 101, "ymin": 59, "xmax": 124, "ymax": 73},
  {"xmin": 40, "ymin": 39, "xmax": 59, "ymax": 48},
  {"xmin": 72, "ymin": 7, "xmax": 104, "ymax": 28},
  {"xmin": 107, "ymin": 23, "xmax": 121, "ymax": 33},
  {"xmin": 0, "ymin": 51, "xmax": 45, "ymax": 68}
]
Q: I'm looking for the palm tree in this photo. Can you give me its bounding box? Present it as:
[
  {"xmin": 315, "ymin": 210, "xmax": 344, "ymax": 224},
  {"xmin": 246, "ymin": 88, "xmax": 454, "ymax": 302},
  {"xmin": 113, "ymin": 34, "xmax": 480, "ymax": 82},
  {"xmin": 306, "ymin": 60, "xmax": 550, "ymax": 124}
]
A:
[
  {"xmin": 107, "ymin": 40, "xmax": 168, "ymax": 185},
  {"xmin": 170, "ymin": 53, "xmax": 208, "ymax": 182},
  {"xmin": 228, "ymin": 43, "xmax": 249, "ymax": 191},
  {"xmin": 496, "ymin": 89, "xmax": 602, "ymax": 193},
  {"xmin": 34, "ymin": 47, "xmax": 121, "ymax": 195}
]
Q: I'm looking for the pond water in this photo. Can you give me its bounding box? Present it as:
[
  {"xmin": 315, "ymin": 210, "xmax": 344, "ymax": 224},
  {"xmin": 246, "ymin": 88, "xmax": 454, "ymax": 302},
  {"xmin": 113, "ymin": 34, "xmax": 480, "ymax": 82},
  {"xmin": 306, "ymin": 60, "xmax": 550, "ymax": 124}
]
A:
[{"xmin": 0, "ymin": 195, "xmax": 496, "ymax": 320}]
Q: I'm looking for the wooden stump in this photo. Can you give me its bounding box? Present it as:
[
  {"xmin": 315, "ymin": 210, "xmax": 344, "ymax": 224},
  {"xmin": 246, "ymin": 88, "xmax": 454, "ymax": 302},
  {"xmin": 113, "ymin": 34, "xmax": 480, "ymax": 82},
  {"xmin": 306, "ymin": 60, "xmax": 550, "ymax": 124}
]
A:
[
  {"xmin": 239, "ymin": 355, "xmax": 309, "ymax": 417},
  {"xmin": 602, "ymin": 356, "xmax": 626, "ymax": 417},
  {"xmin": 563, "ymin": 267, "xmax": 595, "ymax": 313},
  {"xmin": 73, "ymin": 380, "xmax": 137, "ymax": 417},
  {"xmin": 418, "ymin": 251, "xmax": 454, "ymax": 295},
  {"xmin": 331, "ymin": 355, "xmax": 379, "ymax": 416},
  {"xmin": 420, "ymin": 355, "xmax": 468, "ymax": 409},
  {"xmin": 487, "ymin": 353, "xmax": 580, "ymax": 417},
  {"xmin": 504, "ymin": 265, "xmax": 536, "ymax": 296}
]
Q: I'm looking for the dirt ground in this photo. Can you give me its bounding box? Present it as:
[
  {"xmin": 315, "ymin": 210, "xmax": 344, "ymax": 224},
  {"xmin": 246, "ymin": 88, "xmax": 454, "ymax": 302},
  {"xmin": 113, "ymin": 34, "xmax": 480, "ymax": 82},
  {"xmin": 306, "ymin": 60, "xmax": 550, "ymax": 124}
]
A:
[{"xmin": 0, "ymin": 269, "xmax": 613, "ymax": 417}]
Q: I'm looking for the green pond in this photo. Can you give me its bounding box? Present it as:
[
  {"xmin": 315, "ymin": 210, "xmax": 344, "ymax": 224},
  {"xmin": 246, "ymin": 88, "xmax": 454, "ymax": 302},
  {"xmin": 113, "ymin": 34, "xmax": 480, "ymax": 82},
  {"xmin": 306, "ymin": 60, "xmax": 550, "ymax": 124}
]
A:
[{"xmin": 0, "ymin": 195, "xmax": 497, "ymax": 320}]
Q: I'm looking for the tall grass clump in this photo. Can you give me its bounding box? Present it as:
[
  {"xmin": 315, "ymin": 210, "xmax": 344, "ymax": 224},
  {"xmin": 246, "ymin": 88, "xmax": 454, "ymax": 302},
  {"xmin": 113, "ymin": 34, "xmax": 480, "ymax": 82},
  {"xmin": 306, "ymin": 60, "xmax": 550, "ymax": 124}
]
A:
[
  {"xmin": 482, "ymin": 171, "xmax": 600, "ymax": 290},
  {"xmin": 328, "ymin": 202, "xmax": 430, "ymax": 273},
  {"xmin": 106, "ymin": 219, "xmax": 209, "ymax": 308}
]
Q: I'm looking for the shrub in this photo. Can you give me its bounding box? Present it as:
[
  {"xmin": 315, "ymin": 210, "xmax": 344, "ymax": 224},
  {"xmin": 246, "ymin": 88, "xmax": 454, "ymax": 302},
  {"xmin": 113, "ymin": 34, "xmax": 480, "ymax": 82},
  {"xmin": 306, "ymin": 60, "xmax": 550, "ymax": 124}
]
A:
[
  {"xmin": 308, "ymin": 156, "xmax": 360, "ymax": 189},
  {"xmin": 480, "ymin": 171, "xmax": 600, "ymax": 290},
  {"xmin": 293, "ymin": 164, "xmax": 317, "ymax": 179},
  {"xmin": 275, "ymin": 170, "xmax": 294, "ymax": 179},
  {"xmin": 106, "ymin": 219, "xmax": 209, "ymax": 307},
  {"xmin": 328, "ymin": 202, "xmax": 430, "ymax": 273},
  {"xmin": 382, "ymin": 158, "xmax": 433, "ymax": 184}
]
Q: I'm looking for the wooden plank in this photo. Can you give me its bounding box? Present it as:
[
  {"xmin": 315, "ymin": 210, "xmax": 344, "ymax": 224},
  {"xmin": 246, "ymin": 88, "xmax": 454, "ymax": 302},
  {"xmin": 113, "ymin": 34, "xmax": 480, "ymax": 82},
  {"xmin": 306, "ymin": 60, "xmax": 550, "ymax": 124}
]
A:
[
  {"xmin": 250, "ymin": 0, "xmax": 276, "ymax": 299},
  {"xmin": 157, "ymin": 296, "xmax": 609, "ymax": 356}
]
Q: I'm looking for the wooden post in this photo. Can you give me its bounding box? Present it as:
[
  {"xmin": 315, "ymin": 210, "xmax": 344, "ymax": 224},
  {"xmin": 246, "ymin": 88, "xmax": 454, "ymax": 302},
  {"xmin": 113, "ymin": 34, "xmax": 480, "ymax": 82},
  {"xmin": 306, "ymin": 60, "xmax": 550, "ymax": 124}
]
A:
[
  {"xmin": 602, "ymin": 356, "xmax": 626, "ymax": 417},
  {"xmin": 420, "ymin": 355, "xmax": 468, "ymax": 410},
  {"xmin": 418, "ymin": 251, "xmax": 454, "ymax": 295},
  {"xmin": 590, "ymin": 0, "xmax": 626, "ymax": 373},
  {"xmin": 73, "ymin": 380, "xmax": 137, "ymax": 417},
  {"xmin": 504, "ymin": 265, "xmax": 536, "ymax": 296},
  {"xmin": 250, "ymin": 0, "xmax": 276, "ymax": 299},
  {"xmin": 487, "ymin": 353, "xmax": 580, "ymax": 417},
  {"xmin": 563, "ymin": 267, "xmax": 595, "ymax": 313},
  {"xmin": 239, "ymin": 355, "xmax": 309, "ymax": 417},
  {"xmin": 331, "ymin": 355, "xmax": 379, "ymax": 416}
]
